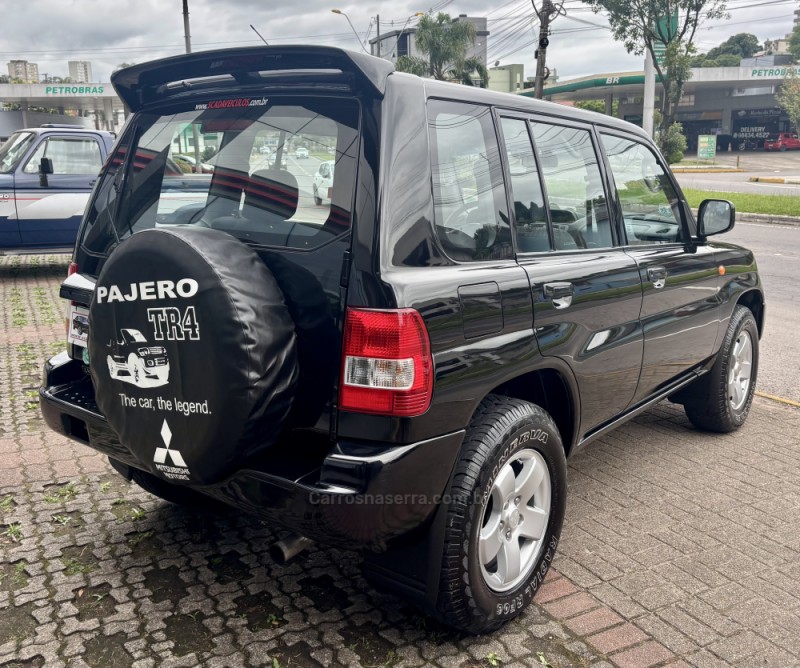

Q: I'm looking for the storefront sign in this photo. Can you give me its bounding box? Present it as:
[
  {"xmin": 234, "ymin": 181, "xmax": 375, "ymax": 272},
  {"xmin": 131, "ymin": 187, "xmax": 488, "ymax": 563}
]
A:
[{"xmin": 697, "ymin": 135, "xmax": 717, "ymax": 160}]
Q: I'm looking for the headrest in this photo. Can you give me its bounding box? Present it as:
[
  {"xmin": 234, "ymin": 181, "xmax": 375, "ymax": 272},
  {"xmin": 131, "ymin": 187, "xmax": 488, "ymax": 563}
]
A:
[{"xmin": 243, "ymin": 169, "xmax": 299, "ymax": 220}]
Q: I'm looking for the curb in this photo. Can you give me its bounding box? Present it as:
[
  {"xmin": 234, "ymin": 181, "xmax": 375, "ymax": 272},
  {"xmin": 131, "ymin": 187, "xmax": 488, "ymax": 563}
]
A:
[
  {"xmin": 737, "ymin": 211, "xmax": 800, "ymax": 227},
  {"xmin": 748, "ymin": 176, "xmax": 800, "ymax": 185},
  {"xmin": 672, "ymin": 168, "xmax": 744, "ymax": 173}
]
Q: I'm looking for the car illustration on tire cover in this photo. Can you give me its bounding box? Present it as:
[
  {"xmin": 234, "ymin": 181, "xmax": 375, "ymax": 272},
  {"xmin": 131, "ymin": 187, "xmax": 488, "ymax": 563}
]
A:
[{"xmin": 106, "ymin": 328, "xmax": 170, "ymax": 388}]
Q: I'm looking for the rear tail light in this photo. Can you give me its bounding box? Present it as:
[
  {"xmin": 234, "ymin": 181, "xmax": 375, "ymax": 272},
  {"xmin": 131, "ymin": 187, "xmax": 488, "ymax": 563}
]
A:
[
  {"xmin": 327, "ymin": 186, "xmax": 333, "ymax": 200},
  {"xmin": 65, "ymin": 262, "xmax": 78, "ymax": 335},
  {"xmin": 340, "ymin": 308, "xmax": 433, "ymax": 417}
]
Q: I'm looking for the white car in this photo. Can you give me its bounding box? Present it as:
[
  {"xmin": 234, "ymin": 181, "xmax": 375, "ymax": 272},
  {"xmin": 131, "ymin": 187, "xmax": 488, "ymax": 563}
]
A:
[
  {"xmin": 295, "ymin": 147, "xmax": 309, "ymax": 159},
  {"xmin": 313, "ymin": 160, "xmax": 335, "ymax": 205}
]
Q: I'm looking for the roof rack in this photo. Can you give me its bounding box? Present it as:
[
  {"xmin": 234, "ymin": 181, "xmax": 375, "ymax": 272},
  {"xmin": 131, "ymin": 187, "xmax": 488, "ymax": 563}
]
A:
[{"xmin": 112, "ymin": 45, "xmax": 395, "ymax": 112}]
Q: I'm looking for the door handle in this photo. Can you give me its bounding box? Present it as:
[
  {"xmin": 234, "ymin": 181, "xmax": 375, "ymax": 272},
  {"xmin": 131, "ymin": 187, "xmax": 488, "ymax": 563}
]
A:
[
  {"xmin": 543, "ymin": 281, "xmax": 574, "ymax": 309},
  {"xmin": 648, "ymin": 266, "xmax": 667, "ymax": 289}
]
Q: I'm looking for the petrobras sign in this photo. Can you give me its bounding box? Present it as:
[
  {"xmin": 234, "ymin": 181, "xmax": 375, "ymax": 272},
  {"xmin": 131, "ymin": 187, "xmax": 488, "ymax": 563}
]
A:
[
  {"xmin": 45, "ymin": 85, "xmax": 105, "ymax": 95},
  {"xmin": 747, "ymin": 66, "xmax": 800, "ymax": 79}
]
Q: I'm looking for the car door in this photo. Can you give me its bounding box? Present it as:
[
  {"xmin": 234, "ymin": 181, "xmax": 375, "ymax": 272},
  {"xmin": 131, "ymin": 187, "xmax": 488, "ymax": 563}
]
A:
[
  {"xmin": 498, "ymin": 114, "xmax": 644, "ymax": 437},
  {"xmin": 14, "ymin": 133, "xmax": 104, "ymax": 247},
  {"xmin": 598, "ymin": 131, "xmax": 719, "ymax": 403}
]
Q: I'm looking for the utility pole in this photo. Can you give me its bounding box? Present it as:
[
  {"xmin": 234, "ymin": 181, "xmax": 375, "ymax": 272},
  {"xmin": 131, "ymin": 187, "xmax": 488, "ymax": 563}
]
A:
[
  {"xmin": 183, "ymin": 0, "xmax": 202, "ymax": 171},
  {"xmin": 376, "ymin": 14, "xmax": 381, "ymax": 57},
  {"xmin": 533, "ymin": 0, "xmax": 553, "ymax": 99},
  {"xmin": 182, "ymin": 0, "xmax": 192, "ymax": 53}
]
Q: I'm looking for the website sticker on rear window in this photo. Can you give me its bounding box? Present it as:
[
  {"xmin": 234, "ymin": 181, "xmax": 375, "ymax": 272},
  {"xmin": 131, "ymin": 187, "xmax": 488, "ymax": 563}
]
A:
[{"xmin": 194, "ymin": 97, "xmax": 268, "ymax": 111}]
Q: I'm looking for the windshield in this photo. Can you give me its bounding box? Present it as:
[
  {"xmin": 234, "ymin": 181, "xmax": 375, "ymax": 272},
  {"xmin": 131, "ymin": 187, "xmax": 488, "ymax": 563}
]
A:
[
  {"xmin": 0, "ymin": 132, "xmax": 34, "ymax": 173},
  {"xmin": 121, "ymin": 329, "xmax": 147, "ymax": 343},
  {"xmin": 97, "ymin": 96, "xmax": 359, "ymax": 252}
]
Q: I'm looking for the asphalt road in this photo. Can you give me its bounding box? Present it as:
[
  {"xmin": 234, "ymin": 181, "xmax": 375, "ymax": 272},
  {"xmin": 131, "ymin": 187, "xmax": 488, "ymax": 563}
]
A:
[
  {"xmin": 675, "ymin": 151, "xmax": 800, "ymax": 196},
  {"xmin": 724, "ymin": 221, "xmax": 800, "ymax": 403}
]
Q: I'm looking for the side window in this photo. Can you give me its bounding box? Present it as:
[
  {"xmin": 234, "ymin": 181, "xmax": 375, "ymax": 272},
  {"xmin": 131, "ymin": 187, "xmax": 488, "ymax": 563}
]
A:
[
  {"xmin": 428, "ymin": 100, "xmax": 511, "ymax": 262},
  {"xmin": 499, "ymin": 117, "xmax": 550, "ymax": 253},
  {"xmin": 530, "ymin": 123, "xmax": 613, "ymax": 250},
  {"xmin": 24, "ymin": 137, "xmax": 103, "ymax": 175},
  {"xmin": 600, "ymin": 134, "xmax": 684, "ymax": 245}
]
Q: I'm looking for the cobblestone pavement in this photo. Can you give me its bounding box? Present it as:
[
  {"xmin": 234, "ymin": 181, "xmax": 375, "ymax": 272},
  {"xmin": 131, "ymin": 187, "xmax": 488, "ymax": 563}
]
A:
[{"xmin": 2, "ymin": 255, "xmax": 799, "ymax": 668}]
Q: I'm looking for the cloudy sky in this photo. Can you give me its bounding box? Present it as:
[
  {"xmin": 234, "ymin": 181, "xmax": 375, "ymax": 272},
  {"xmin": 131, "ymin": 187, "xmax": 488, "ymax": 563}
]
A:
[{"xmin": 2, "ymin": 0, "xmax": 796, "ymax": 84}]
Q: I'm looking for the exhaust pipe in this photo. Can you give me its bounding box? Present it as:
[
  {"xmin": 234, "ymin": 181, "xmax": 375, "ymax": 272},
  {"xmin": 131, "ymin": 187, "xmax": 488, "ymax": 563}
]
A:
[{"xmin": 270, "ymin": 534, "xmax": 313, "ymax": 564}]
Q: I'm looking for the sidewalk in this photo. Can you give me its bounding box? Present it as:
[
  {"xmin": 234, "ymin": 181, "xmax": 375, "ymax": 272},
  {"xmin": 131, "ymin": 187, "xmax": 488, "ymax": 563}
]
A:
[{"xmin": 2, "ymin": 254, "xmax": 800, "ymax": 668}]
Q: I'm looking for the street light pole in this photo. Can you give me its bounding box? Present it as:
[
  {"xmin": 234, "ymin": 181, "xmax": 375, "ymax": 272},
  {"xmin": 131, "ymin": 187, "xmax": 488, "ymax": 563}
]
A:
[{"xmin": 331, "ymin": 9, "xmax": 371, "ymax": 54}]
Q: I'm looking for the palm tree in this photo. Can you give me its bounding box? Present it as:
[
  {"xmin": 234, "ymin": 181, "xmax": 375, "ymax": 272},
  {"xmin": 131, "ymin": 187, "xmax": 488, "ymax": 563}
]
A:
[{"xmin": 395, "ymin": 13, "xmax": 489, "ymax": 88}]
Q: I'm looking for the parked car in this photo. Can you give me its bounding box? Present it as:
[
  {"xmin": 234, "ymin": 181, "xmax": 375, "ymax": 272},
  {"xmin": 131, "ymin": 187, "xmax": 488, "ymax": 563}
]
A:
[
  {"xmin": 0, "ymin": 125, "xmax": 114, "ymax": 254},
  {"xmin": 173, "ymin": 153, "xmax": 214, "ymax": 173},
  {"xmin": 106, "ymin": 328, "xmax": 170, "ymax": 388},
  {"xmin": 295, "ymin": 147, "xmax": 309, "ymax": 159},
  {"xmin": 312, "ymin": 160, "xmax": 334, "ymax": 205},
  {"xmin": 764, "ymin": 132, "xmax": 800, "ymax": 151},
  {"xmin": 41, "ymin": 46, "xmax": 764, "ymax": 634}
]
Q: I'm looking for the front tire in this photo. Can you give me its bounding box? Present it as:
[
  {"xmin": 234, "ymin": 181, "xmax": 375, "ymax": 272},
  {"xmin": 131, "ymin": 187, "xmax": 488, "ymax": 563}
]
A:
[
  {"xmin": 683, "ymin": 305, "xmax": 759, "ymax": 432},
  {"xmin": 434, "ymin": 396, "xmax": 567, "ymax": 634}
]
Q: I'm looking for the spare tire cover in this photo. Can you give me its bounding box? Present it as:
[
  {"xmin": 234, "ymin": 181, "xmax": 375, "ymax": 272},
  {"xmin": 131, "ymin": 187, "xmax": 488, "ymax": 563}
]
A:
[{"xmin": 88, "ymin": 227, "xmax": 298, "ymax": 485}]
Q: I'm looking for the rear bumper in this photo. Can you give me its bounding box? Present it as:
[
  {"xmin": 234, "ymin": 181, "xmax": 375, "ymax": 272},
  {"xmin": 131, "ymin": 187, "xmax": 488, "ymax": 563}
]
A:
[{"xmin": 40, "ymin": 353, "xmax": 464, "ymax": 551}]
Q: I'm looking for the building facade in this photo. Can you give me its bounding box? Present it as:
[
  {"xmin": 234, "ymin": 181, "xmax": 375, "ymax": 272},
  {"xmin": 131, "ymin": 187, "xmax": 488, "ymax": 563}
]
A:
[
  {"xmin": 528, "ymin": 59, "xmax": 799, "ymax": 151},
  {"xmin": 7, "ymin": 60, "xmax": 39, "ymax": 83},
  {"xmin": 488, "ymin": 64, "xmax": 525, "ymax": 93},
  {"xmin": 68, "ymin": 61, "xmax": 93, "ymax": 83},
  {"xmin": 370, "ymin": 14, "xmax": 489, "ymax": 70}
]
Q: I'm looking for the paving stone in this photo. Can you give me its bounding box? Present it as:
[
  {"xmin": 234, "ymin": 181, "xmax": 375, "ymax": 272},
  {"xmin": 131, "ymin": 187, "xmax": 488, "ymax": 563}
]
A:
[{"xmin": 2, "ymin": 253, "xmax": 800, "ymax": 667}]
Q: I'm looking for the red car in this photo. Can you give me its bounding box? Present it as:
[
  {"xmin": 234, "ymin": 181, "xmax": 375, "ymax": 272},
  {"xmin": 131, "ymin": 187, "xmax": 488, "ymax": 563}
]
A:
[{"xmin": 764, "ymin": 132, "xmax": 800, "ymax": 151}]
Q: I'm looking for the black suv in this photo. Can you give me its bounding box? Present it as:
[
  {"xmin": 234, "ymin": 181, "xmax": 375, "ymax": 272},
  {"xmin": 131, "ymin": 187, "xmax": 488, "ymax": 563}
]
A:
[{"xmin": 40, "ymin": 46, "xmax": 764, "ymax": 633}]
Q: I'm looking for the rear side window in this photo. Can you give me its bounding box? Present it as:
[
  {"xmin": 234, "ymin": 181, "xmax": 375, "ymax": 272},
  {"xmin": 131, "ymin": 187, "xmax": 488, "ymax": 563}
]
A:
[
  {"xmin": 428, "ymin": 100, "xmax": 511, "ymax": 262},
  {"xmin": 110, "ymin": 97, "xmax": 358, "ymax": 250},
  {"xmin": 530, "ymin": 123, "xmax": 613, "ymax": 250},
  {"xmin": 499, "ymin": 117, "xmax": 549, "ymax": 253},
  {"xmin": 600, "ymin": 134, "xmax": 684, "ymax": 245},
  {"xmin": 23, "ymin": 136, "xmax": 103, "ymax": 175}
]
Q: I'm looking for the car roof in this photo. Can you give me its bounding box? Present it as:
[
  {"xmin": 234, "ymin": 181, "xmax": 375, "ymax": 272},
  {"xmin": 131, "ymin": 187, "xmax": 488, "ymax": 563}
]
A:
[
  {"xmin": 20, "ymin": 126, "xmax": 114, "ymax": 137},
  {"xmin": 416, "ymin": 75, "xmax": 651, "ymax": 141}
]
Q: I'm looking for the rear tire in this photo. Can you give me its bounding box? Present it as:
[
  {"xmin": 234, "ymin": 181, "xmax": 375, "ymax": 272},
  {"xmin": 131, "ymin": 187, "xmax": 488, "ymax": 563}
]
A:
[
  {"xmin": 313, "ymin": 185, "xmax": 322, "ymax": 205},
  {"xmin": 434, "ymin": 395, "xmax": 567, "ymax": 634},
  {"xmin": 683, "ymin": 305, "xmax": 758, "ymax": 432}
]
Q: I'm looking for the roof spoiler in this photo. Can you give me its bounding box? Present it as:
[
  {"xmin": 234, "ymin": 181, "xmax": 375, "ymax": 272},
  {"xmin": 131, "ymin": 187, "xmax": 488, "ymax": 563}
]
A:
[{"xmin": 111, "ymin": 45, "xmax": 395, "ymax": 111}]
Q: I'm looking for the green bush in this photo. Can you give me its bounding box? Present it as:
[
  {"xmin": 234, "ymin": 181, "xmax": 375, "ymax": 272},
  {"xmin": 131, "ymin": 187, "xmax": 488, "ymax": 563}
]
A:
[{"xmin": 657, "ymin": 122, "xmax": 688, "ymax": 164}]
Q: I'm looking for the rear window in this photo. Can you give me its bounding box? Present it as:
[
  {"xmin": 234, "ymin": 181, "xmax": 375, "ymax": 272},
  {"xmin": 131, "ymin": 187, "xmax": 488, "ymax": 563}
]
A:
[{"xmin": 91, "ymin": 96, "xmax": 359, "ymax": 251}]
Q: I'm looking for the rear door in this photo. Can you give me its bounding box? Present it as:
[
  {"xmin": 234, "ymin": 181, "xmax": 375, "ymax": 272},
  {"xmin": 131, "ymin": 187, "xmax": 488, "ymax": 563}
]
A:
[
  {"xmin": 498, "ymin": 114, "xmax": 644, "ymax": 436},
  {"xmin": 598, "ymin": 131, "xmax": 719, "ymax": 403},
  {"xmin": 14, "ymin": 133, "xmax": 104, "ymax": 247}
]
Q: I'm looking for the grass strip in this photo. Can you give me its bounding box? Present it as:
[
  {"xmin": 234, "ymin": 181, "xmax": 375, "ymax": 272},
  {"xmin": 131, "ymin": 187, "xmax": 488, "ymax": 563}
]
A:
[{"xmin": 682, "ymin": 188, "xmax": 800, "ymax": 217}]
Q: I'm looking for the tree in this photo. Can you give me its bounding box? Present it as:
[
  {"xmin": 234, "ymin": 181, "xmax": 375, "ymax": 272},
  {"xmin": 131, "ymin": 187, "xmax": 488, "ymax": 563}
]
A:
[
  {"xmin": 113, "ymin": 62, "xmax": 137, "ymax": 73},
  {"xmin": 582, "ymin": 0, "xmax": 726, "ymax": 133},
  {"xmin": 576, "ymin": 99, "xmax": 620, "ymax": 116},
  {"xmin": 777, "ymin": 68, "xmax": 800, "ymax": 131},
  {"xmin": 395, "ymin": 13, "xmax": 488, "ymax": 87},
  {"xmin": 789, "ymin": 24, "xmax": 800, "ymax": 62},
  {"xmin": 692, "ymin": 32, "xmax": 760, "ymax": 66}
]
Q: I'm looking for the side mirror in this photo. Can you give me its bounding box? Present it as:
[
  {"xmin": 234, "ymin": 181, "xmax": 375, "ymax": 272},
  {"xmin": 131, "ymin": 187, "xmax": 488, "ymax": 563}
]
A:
[
  {"xmin": 39, "ymin": 157, "xmax": 54, "ymax": 175},
  {"xmin": 697, "ymin": 199, "xmax": 735, "ymax": 238},
  {"xmin": 38, "ymin": 157, "xmax": 54, "ymax": 187}
]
